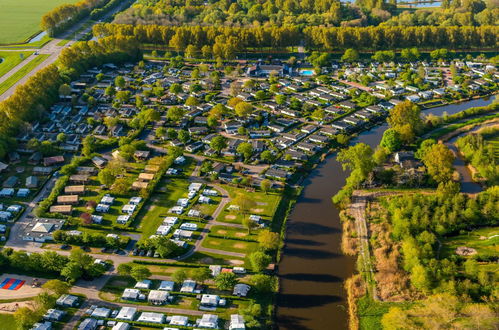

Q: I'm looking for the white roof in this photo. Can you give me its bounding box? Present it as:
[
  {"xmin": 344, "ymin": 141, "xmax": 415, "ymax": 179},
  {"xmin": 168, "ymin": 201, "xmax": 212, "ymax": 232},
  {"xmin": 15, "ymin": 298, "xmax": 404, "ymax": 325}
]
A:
[
  {"xmin": 91, "ymin": 307, "xmax": 111, "ymax": 318},
  {"xmin": 169, "ymin": 315, "xmax": 188, "ymax": 326},
  {"xmin": 229, "ymin": 314, "xmax": 245, "ymax": 330},
  {"xmin": 112, "ymin": 322, "xmax": 130, "ymax": 330},
  {"xmin": 32, "ymin": 222, "xmax": 54, "ymax": 233},
  {"xmin": 180, "ymin": 280, "xmax": 196, "ymax": 292},
  {"xmin": 137, "ymin": 312, "xmax": 165, "ymax": 323},
  {"xmin": 198, "ymin": 314, "xmax": 218, "ymax": 328},
  {"xmin": 148, "ymin": 290, "xmax": 169, "ymax": 301},
  {"xmin": 116, "ymin": 307, "xmax": 136, "ymax": 320},
  {"xmin": 158, "ymin": 280, "xmax": 175, "ymax": 291},
  {"xmin": 134, "ymin": 280, "xmax": 152, "ymax": 289}
]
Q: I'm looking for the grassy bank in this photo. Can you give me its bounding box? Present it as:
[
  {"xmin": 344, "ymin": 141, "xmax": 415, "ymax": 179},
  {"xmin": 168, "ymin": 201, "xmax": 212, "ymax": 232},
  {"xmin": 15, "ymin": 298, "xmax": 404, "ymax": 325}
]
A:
[{"xmin": 0, "ymin": 54, "xmax": 50, "ymax": 95}]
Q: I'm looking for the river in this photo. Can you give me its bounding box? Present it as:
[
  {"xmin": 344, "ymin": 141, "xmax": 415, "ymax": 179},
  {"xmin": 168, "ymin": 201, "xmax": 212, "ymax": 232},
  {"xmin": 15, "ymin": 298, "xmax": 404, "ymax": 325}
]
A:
[{"xmin": 275, "ymin": 96, "xmax": 495, "ymax": 330}]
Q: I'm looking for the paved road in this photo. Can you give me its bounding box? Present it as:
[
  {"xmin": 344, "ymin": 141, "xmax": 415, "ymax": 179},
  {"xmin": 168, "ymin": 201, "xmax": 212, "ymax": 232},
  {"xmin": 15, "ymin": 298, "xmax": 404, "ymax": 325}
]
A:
[{"xmin": 0, "ymin": 2, "xmax": 131, "ymax": 101}]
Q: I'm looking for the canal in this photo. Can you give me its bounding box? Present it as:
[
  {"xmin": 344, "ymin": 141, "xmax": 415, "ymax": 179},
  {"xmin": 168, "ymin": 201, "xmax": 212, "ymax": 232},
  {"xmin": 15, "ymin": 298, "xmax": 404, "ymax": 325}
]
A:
[{"xmin": 275, "ymin": 97, "xmax": 495, "ymax": 330}]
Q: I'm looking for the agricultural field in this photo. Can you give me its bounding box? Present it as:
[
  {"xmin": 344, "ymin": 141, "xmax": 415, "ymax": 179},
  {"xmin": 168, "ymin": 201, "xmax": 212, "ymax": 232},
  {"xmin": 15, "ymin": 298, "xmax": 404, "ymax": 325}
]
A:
[
  {"xmin": 0, "ymin": 0, "xmax": 78, "ymax": 44},
  {"xmin": 0, "ymin": 51, "xmax": 32, "ymax": 78}
]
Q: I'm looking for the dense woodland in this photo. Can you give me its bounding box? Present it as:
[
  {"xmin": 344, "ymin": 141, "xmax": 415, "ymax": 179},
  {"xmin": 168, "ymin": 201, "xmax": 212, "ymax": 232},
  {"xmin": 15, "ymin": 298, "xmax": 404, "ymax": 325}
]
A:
[
  {"xmin": 456, "ymin": 127, "xmax": 499, "ymax": 186},
  {"xmin": 114, "ymin": 0, "xmax": 498, "ymax": 27},
  {"xmin": 93, "ymin": 23, "xmax": 498, "ymax": 54}
]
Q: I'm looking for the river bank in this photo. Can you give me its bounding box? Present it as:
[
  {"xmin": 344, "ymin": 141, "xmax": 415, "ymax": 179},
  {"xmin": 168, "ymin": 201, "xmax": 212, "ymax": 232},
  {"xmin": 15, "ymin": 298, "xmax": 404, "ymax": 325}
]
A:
[{"xmin": 275, "ymin": 96, "xmax": 497, "ymax": 330}]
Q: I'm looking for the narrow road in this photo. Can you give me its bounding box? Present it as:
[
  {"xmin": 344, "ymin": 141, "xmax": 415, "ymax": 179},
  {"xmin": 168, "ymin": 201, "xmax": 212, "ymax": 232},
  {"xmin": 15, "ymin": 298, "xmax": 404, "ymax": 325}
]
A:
[{"xmin": 0, "ymin": 2, "xmax": 131, "ymax": 101}]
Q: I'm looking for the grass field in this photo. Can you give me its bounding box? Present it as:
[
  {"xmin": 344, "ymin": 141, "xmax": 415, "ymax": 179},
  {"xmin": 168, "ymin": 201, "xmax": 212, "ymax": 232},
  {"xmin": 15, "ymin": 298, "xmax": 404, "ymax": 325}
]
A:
[
  {"xmin": 0, "ymin": 51, "xmax": 33, "ymax": 78},
  {"xmin": 441, "ymin": 226, "xmax": 499, "ymax": 261},
  {"xmin": 0, "ymin": 314, "xmax": 16, "ymax": 330},
  {"xmin": 0, "ymin": 54, "xmax": 50, "ymax": 95},
  {"xmin": 0, "ymin": 0, "xmax": 78, "ymax": 44}
]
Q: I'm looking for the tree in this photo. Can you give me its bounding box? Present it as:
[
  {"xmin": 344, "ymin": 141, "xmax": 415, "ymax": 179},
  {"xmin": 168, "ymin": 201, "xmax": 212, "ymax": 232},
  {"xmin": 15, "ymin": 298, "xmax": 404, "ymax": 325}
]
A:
[
  {"xmin": 380, "ymin": 128, "xmax": 402, "ymax": 152},
  {"xmin": 236, "ymin": 142, "xmax": 253, "ymax": 161},
  {"xmin": 258, "ymin": 230, "xmax": 280, "ymax": 251},
  {"xmin": 275, "ymin": 94, "xmax": 287, "ymax": 105},
  {"xmin": 42, "ymin": 279, "xmax": 70, "ymax": 296},
  {"xmin": 98, "ymin": 168, "xmax": 115, "ymax": 187},
  {"xmin": 115, "ymin": 76, "xmax": 126, "ymax": 89},
  {"xmin": 415, "ymin": 139, "xmax": 436, "ymax": 160},
  {"xmin": 166, "ymin": 106, "xmax": 184, "ymax": 122},
  {"xmin": 169, "ymin": 83, "xmax": 182, "ymax": 94},
  {"xmin": 56, "ymin": 133, "xmax": 66, "ymax": 143},
  {"xmin": 214, "ymin": 272, "xmax": 238, "ymax": 290},
  {"xmin": 190, "ymin": 267, "xmax": 212, "ymax": 284},
  {"xmin": 387, "ymin": 101, "xmax": 423, "ymax": 144},
  {"xmin": 61, "ymin": 262, "xmax": 83, "ymax": 283},
  {"xmin": 14, "ymin": 307, "xmax": 39, "ymax": 330},
  {"xmin": 130, "ymin": 266, "xmax": 151, "ymax": 282},
  {"xmin": 249, "ymin": 274, "xmax": 276, "ymax": 293},
  {"xmin": 233, "ymin": 194, "xmax": 256, "ymax": 215},
  {"xmin": 235, "ymin": 102, "xmax": 253, "ymax": 117},
  {"xmin": 117, "ymin": 263, "xmax": 132, "ymax": 276},
  {"xmin": 242, "ymin": 217, "xmax": 258, "ymax": 234},
  {"xmin": 209, "ymin": 104, "xmax": 226, "ymax": 119},
  {"xmin": 111, "ymin": 177, "xmax": 131, "ymax": 195},
  {"xmin": 185, "ymin": 44, "xmax": 198, "ymax": 58},
  {"xmin": 249, "ymin": 251, "xmax": 271, "ymax": 272},
  {"xmin": 185, "ymin": 96, "xmax": 199, "ymax": 107},
  {"xmin": 381, "ymin": 307, "xmax": 416, "ymax": 330},
  {"xmin": 341, "ymin": 48, "xmax": 359, "ymax": 62},
  {"xmin": 178, "ymin": 130, "xmax": 190, "ymax": 144},
  {"xmin": 172, "ymin": 269, "xmax": 187, "ymax": 283},
  {"xmin": 58, "ymin": 83, "xmax": 71, "ymax": 96},
  {"xmin": 411, "ymin": 263, "xmax": 431, "ymax": 293},
  {"xmin": 260, "ymin": 179, "xmax": 271, "ymax": 194},
  {"xmin": 210, "ymin": 135, "xmax": 227, "ymax": 154},
  {"xmin": 260, "ymin": 150, "xmax": 275, "ymax": 164},
  {"xmin": 337, "ymin": 143, "xmax": 375, "ymax": 178},
  {"xmin": 421, "ymin": 143, "xmax": 454, "ymax": 183}
]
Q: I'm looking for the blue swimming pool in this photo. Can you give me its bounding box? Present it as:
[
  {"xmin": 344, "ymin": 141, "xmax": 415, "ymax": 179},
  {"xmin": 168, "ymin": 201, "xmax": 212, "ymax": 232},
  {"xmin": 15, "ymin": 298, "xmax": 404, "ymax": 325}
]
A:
[{"xmin": 299, "ymin": 69, "xmax": 315, "ymax": 76}]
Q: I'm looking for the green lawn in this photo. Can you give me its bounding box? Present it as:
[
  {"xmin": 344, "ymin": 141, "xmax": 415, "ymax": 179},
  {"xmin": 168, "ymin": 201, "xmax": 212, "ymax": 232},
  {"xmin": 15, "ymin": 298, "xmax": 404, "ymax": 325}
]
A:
[
  {"xmin": 441, "ymin": 226, "xmax": 499, "ymax": 261},
  {"xmin": 0, "ymin": 54, "xmax": 50, "ymax": 95},
  {"xmin": 0, "ymin": 51, "xmax": 33, "ymax": 78},
  {"xmin": 201, "ymin": 236, "xmax": 258, "ymax": 254},
  {"xmin": 216, "ymin": 186, "xmax": 281, "ymax": 225},
  {"xmin": 210, "ymin": 225, "xmax": 258, "ymax": 241},
  {"xmin": 0, "ymin": 0, "xmax": 78, "ymax": 44},
  {"xmin": 0, "ymin": 313, "xmax": 16, "ymax": 330}
]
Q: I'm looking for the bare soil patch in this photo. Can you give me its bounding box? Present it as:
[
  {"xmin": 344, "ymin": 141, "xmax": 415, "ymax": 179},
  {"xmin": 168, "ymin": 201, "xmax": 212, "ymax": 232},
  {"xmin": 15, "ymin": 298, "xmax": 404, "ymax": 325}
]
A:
[
  {"xmin": 233, "ymin": 243, "xmax": 246, "ymax": 249},
  {"xmin": 235, "ymin": 232, "xmax": 247, "ymax": 237},
  {"xmin": 225, "ymin": 215, "xmax": 236, "ymax": 220},
  {"xmin": 251, "ymin": 208, "xmax": 264, "ymax": 213},
  {"xmin": 217, "ymin": 230, "xmax": 227, "ymax": 234}
]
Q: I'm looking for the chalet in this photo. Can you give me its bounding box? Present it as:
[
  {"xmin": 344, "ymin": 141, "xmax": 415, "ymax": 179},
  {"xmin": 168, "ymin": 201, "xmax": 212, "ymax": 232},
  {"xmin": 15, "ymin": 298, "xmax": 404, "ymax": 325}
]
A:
[
  {"xmin": 296, "ymin": 142, "xmax": 317, "ymax": 152},
  {"xmin": 43, "ymin": 156, "xmax": 64, "ymax": 167},
  {"xmin": 64, "ymin": 185, "xmax": 85, "ymax": 195},
  {"xmin": 134, "ymin": 150, "xmax": 150, "ymax": 160},
  {"xmin": 28, "ymin": 152, "xmax": 42, "ymax": 165},
  {"xmin": 69, "ymin": 175, "xmax": 90, "ymax": 184},
  {"xmin": 337, "ymin": 101, "xmax": 356, "ymax": 110},
  {"xmin": 308, "ymin": 134, "xmax": 328, "ymax": 144},
  {"xmin": 92, "ymin": 156, "xmax": 107, "ymax": 169},
  {"xmin": 26, "ymin": 176, "xmax": 39, "ymax": 188},
  {"xmin": 3, "ymin": 176, "xmax": 18, "ymax": 188},
  {"xmin": 301, "ymin": 125, "xmax": 319, "ymax": 134},
  {"xmin": 50, "ymin": 205, "xmax": 72, "ymax": 215},
  {"xmin": 57, "ymin": 195, "xmax": 79, "ymax": 205}
]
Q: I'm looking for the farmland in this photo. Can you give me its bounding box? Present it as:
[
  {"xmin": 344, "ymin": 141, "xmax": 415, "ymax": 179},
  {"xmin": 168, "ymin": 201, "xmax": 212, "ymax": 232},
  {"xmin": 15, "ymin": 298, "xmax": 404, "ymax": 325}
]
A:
[{"xmin": 0, "ymin": 0, "xmax": 77, "ymax": 44}]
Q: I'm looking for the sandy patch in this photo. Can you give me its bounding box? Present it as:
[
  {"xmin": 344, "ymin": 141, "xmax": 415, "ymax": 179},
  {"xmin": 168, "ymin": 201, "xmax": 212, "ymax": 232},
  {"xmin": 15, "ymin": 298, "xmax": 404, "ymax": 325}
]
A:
[
  {"xmin": 235, "ymin": 232, "xmax": 247, "ymax": 237},
  {"xmin": 229, "ymin": 260, "xmax": 244, "ymax": 265},
  {"xmin": 233, "ymin": 243, "xmax": 246, "ymax": 249},
  {"xmin": 251, "ymin": 208, "xmax": 264, "ymax": 213},
  {"xmin": 216, "ymin": 230, "xmax": 227, "ymax": 234},
  {"xmin": 0, "ymin": 301, "xmax": 35, "ymax": 313},
  {"xmin": 256, "ymin": 202, "xmax": 268, "ymax": 206},
  {"xmin": 210, "ymin": 241, "xmax": 221, "ymax": 246},
  {"xmin": 225, "ymin": 215, "xmax": 236, "ymax": 220},
  {"xmin": 0, "ymin": 274, "xmax": 47, "ymax": 300}
]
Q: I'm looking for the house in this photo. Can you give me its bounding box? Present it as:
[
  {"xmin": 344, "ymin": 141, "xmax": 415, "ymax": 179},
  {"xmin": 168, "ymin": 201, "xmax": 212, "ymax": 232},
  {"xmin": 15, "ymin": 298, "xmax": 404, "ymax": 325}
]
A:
[
  {"xmin": 122, "ymin": 204, "xmax": 136, "ymax": 215},
  {"xmin": 43, "ymin": 309, "xmax": 65, "ymax": 321},
  {"xmin": 116, "ymin": 307, "xmax": 136, "ymax": 321},
  {"xmin": 169, "ymin": 315, "xmax": 189, "ymax": 326},
  {"xmin": 91, "ymin": 307, "xmax": 111, "ymax": 318},
  {"xmin": 148, "ymin": 290, "xmax": 169, "ymax": 305},
  {"xmin": 64, "ymin": 185, "xmax": 85, "ymax": 195},
  {"xmin": 78, "ymin": 318, "xmax": 98, "ymax": 330},
  {"xmin": 3, "ymin": 176, "xmax": 18, "ymax": 188},
  {"xmin": 49, "ymin": 205, "xmax": 72, "ymax": 215},
  {"xmin": 156, "ymin": 225, "xmax": 172, "ymax": 236},
  {"xmin": 100, "ymin": 195, "xmax": 115, "ymax": 205},
  {"xmin": 173, "ymin": 229, "xmax": 193, "ymax": 239},
  {"xmin": 180, "ymin": 280, "xmax": 197, "ymax": 293},
  {"xmin": 69, "ymin": 175, "xmax": 90, "ymax": 184},
  {"xmin": 134, "ymin": 150, "xmax": 150, "ymax": 160},
  {"xmin": 0, "ymin": 188, "xmax": 14, "ymax": 198},
  {"xmin": 134, "ymin": 280, "xmax": 152, "ymax": 289},
  {"xmin": 17, "ymin": 189, "xmax": 30, "ymax": 197},
  {"xmin": 197, "ymin": 314, "xmax": 219, "ymax": 329},
  {"xmin": 91, "ymin": 215, "xmax": 103, "ymax": 224},
  {"xmin": 92, "ymin": 156, "xmax": 107, "ymax": 169},
  {"xmin": 33, "ymin": 167, "xmax": 53, "ymax": 176},
  {"xmin": 26, "ymin": 176, "xmax": 38, "ymax": 188},
  {"xmin": 229, "ymin": 314, "xmax": 246, "ymax": 330},
  {"xmin": 43, "ymin": 156, "xmax": 64, "ymax": 167},
  {"xmin": 200, "ymin": 294, "xmax": 223, "ymax": 307},
  {"xmin": 57, "ymin": 195, "xmax": 79, "ymax": 205},
  {"xmin": 158, "ymin": 280, "xmax": 175, "ymax": 291},
  {"xmin": 56, "ymin": 294, "xmax": 79, "ymax": 307},
  {"xmin": 137, "ymin": 312, "xmax": 165, "ymax": 324},
  {"xmin": 122, "ymin": 288, "xmax": 141, "ymax": 301}
]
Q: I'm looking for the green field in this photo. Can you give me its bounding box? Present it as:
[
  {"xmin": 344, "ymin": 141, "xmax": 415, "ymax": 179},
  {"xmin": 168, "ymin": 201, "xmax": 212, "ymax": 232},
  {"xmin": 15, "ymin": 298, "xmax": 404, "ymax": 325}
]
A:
[
  {"xmin": 0, "ymin": 313, "xmax": 17, "ymax": 330},
  {"xmin": 441, "ymin": 226, "xmax": 499, "ymax": 261},
  {"xmin": 0, "ymin": 0, "xmax": 77, "ymax": 44},
  {"xmin": 0, "ymin": 51, "xmax": 33, "ymax": 77},
  {"xmin": 0, "ymin": 54, "xmax": 50, "ymax": 95}
]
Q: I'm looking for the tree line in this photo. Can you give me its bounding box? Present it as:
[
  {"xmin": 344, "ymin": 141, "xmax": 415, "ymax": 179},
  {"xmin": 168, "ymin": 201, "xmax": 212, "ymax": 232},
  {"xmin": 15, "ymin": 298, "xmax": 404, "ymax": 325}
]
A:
[
  {"xmin": 93, "ymin": 23, "xmax": 498, "ymax": 55},
  {"xmin": 0, "ymin": 35, "xmax": 141, "ymax": 160}
]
